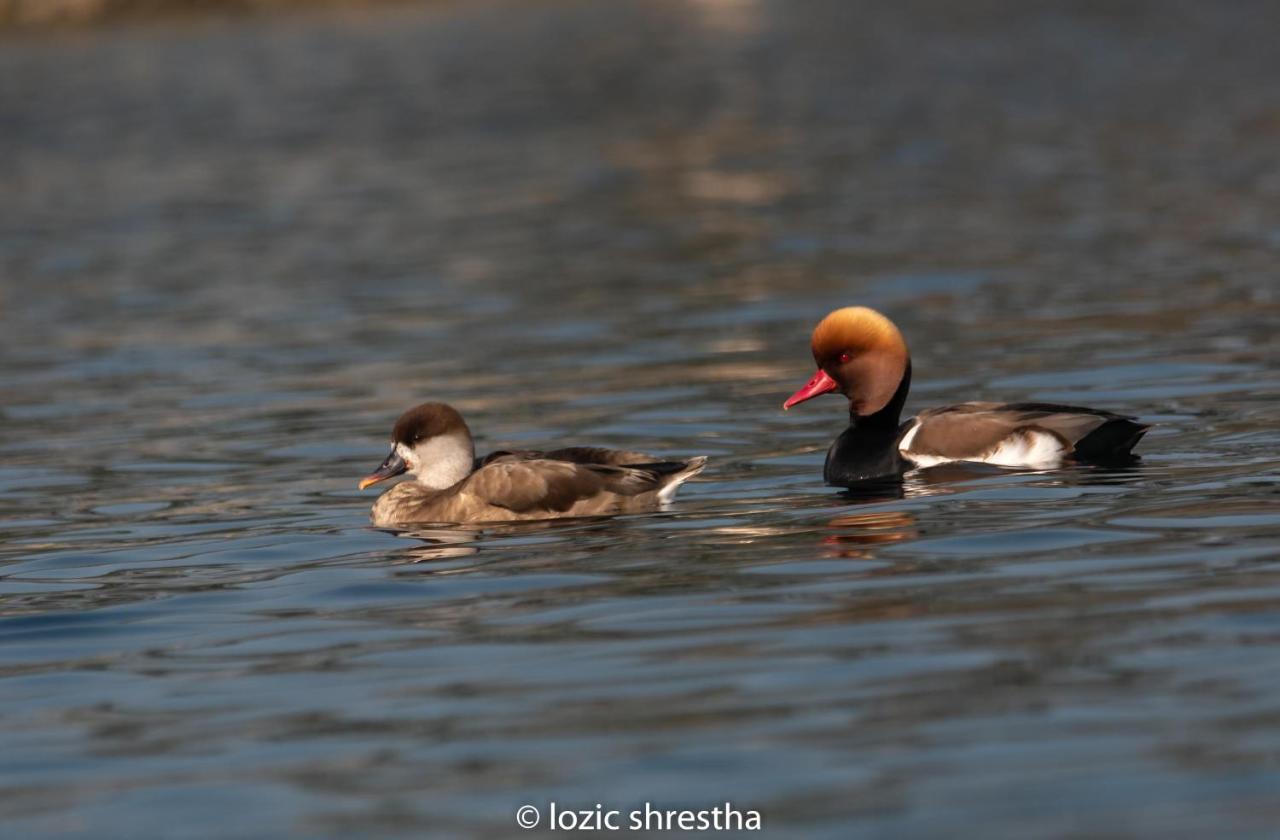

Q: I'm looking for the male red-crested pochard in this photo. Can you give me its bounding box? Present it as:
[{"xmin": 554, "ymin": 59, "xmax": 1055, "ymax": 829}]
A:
[
  {"xmin": 358, "ymin": 402, "xmax": 707, "ymax": 525},
  {"xmin": 783, "ymin": 307, "xmax": 1149, "ymax": 486}
]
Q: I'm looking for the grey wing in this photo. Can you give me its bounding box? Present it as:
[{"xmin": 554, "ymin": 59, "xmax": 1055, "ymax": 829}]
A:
[{"xmin": 911, "ymin": 402, "xmax": 1116, "ymax": 457}]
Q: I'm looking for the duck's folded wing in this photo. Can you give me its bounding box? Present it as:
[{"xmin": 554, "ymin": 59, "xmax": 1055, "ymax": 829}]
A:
[
  {"xmin": 476, "ymin": 447, "xmax": 656, "ymax": 469},
  {"xmin": 463, "ymin": 460, "xmax": 663, "ymax": 514},
  {"xmin": 474, "ymin": 449, "xmax": 538, "ymax": 469},
  {"xmin": 910, "ymin": 402, "xmax": 1142, "ymax": 458},
  {"xmin": 541, "ymin": 447, "xmax": 657, "ymax": 466}
]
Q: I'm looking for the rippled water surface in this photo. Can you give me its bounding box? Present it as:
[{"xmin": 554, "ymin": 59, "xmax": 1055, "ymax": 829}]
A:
[{"xmin": 4, "ymin": 1, "xmax": 1280, "ymax": 836}]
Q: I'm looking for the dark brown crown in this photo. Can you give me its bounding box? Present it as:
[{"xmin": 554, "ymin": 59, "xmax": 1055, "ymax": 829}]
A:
[{"xmin": 391, "ymin": 402, "xmax": 470, "ymax": 445}]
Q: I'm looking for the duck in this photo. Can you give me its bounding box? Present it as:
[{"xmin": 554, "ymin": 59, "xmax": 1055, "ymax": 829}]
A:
[
  {"xmin": 358, "ymin": 402, "xmax": 707, "ymax": 525},
  {"xmin": 783, "ymin": 306, "xmax": 1149, "ymax": 486}
]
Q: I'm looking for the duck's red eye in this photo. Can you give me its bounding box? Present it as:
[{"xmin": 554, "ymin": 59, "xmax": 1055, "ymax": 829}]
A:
[{"xmin": 838, "ymin": 351, "xmax": 852, "ymax": 364}]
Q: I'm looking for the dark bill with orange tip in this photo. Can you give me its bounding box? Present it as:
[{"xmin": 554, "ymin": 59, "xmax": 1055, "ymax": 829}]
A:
[
  {"xmin": 358, "ymin": 450, "xmax": 407, "ymax": 490},
  {"xmin": 783, "ymin": 369, "xmax": 838, "ymax": 409}
]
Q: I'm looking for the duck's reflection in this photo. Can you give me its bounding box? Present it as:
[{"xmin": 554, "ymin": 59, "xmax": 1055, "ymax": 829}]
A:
[
  {"xmin": 379, "ymin": 516, "xmax": 623, "ymax": 565},
  {"xmin": 831, "ymin": 462, "xmax": 1009, "ymax": 505},
  {"xmin": 822, "ymin": 464, "xmax": 1021, "ymax": 559},
  {"xmin": 822, "ymin": 510, "xmax": 919, "ymax": 559},
  {"xmin": 820, "ymin": 459, "xmax": 1151, "ymax": 559},
  {"xmin": 383, "ymin": 526, "xmax": 481, "ymax": 564},
  {"xmin": 838, "ymin": 458, "xmax": 1147, "ymax": 504}
]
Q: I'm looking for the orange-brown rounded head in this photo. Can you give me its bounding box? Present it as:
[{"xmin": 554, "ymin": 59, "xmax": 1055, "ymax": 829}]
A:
[{"xmin": 783, "ymin": 306, "xmax": 911, "ymax": 416}]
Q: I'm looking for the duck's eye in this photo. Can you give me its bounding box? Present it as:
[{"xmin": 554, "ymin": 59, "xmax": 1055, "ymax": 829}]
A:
[{"xmin": 838, "ymin": 351, "xmax": 852, "ymax": 364}]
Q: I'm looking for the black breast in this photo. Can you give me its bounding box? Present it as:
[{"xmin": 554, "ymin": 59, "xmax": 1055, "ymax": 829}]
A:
[{"xmin": 823, "ymin": 422, "xmax": 912, "ymax": 486}]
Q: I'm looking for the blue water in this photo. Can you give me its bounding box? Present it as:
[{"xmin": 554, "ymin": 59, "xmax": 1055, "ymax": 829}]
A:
[{"xmin": 3, "ymin": 1, "xmax": 1280, "ymax": 836}]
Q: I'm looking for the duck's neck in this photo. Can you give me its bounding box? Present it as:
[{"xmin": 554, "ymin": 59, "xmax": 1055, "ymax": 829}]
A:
[
  {"xmin": 849, "ymin": 361, "xmax": 911, "ymax": 430},
  {"xmin": 404, "ymin": 433, "xmax": 476, "ymax": 490},
  {"xmin": 824, "ymin": 363, "xmax": 912, "ymax": 486}
]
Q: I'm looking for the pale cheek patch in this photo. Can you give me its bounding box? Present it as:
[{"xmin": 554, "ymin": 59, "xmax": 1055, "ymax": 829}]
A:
[
  {"xmin": 408, "ymin": 432, "xmax": 475, "ymax": 490},
  {"xmin": 396, "ymin": 442, "xmax": 418, "ymax": 471}
]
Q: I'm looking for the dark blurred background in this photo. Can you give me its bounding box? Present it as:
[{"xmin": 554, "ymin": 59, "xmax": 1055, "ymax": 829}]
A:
[{"xmin": 1, "ymin": 0, "xmax": 415, "ymax": 27}]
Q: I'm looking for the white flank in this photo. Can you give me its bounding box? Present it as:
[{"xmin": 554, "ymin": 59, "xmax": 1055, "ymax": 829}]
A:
[
  {"xmin": 898, "ymin": 420, "xmax": 953, "ymax": 467},
  {"xmin": 981, "ymin": 430, "xmax": 1066, "ymax": 469},
  {"xmin": 897, "ymin": 419, "xmax": 922, "ymax": 451},
  {"xmin": 901, "ymin": 451, "xmax": 952, "ymax": 468},
  {"xmin": 901, "ymin": 427, "xmax": 1066, "ymax": 470}
]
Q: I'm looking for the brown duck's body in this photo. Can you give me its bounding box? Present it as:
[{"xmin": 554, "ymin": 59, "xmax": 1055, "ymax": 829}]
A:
[
  {"xmin": 360, "ymin": 404, "xmax": 706, "ymax": 526},
  {"xmin": 371, "ymin": 452, "xmax": 704, "ymax": 526},
  {"xmin": 786, "ymin": 308, "xmax": 1150, "ymax": 486}
]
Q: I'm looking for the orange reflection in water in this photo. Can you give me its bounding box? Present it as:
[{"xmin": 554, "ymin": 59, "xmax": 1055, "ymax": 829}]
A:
[{"xmin": 822, "ymin": 510, "xmax": 919, "ymax": 559}]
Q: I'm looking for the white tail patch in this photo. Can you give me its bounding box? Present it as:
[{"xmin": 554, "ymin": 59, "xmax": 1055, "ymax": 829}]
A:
[{"xmin": 657, "ymin": 457, "xmax": 708, "ymax": 504}]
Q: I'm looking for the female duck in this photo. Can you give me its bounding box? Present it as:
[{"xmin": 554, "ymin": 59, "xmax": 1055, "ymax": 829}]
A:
[
  {"xmin": 783, "ymin": 307, "xmax": 1148, "ymax": 486},
  {"xmin": 359, "ymin": 402, "xmax": 707, "ymax": 525}
]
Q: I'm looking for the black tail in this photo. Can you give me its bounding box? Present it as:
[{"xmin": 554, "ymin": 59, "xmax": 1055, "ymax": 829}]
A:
[{"xmin": 1072, "ymin": 418, "xmax": 1150, "ymax": 462}]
